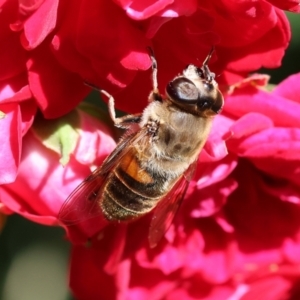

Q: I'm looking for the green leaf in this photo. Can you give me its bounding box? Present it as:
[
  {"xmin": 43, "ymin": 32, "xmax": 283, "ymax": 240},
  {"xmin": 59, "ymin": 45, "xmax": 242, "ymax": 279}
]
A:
[
  {"xmin": 265, "ymin": 84, "xmax": 276, "ymax": 92},
  {"xmin": 0, "ymin": 111, "xmax": 5, "ymax": 119},
  {"xmin": 32, "ymin": 111, "xmax": 80, "ymax": 166}
]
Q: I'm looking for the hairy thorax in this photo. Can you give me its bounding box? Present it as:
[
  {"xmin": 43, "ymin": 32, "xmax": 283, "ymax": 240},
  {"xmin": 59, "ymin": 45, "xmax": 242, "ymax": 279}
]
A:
[{"xmin": 139, "ymin": 101, "xmax": 213, "ymax": 177}]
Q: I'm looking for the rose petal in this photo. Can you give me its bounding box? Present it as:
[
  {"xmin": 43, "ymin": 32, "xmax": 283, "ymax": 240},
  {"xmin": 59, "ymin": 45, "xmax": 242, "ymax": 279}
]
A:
[
  {"xmin": 0, "ymin": 103, "xmax": 21, "ymax": 184},
  {"xmin": 20, "ymin": 0, "xmax": 59, "ymax": 49},
  {"xmin": 27, "ymin": 43, "xmax": 90, "ymax": 118},
  {"xmin": 272, "ymin": 72, "xmax": 300, "ymax": 103}
]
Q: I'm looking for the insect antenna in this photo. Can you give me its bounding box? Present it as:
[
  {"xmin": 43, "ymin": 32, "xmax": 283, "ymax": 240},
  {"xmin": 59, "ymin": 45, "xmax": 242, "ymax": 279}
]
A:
[
  {"xmin": 203, "ymin": 46, "xmax": 215, "ymax": 66},
  {"xmin": 202, "ymin": 46, "xmax": 216, "ymax": 83},
  {"xmin": 84, "ymin": 81, "xmax": 101, "ymax": 91}
]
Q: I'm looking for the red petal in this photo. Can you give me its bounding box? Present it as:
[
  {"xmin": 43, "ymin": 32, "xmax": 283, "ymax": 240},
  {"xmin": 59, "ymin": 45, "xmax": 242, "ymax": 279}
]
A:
[
  {"xmin": 20, "ymin": 0, "xmax": 59, "ymax": 49},
  {"xmin": 267, "ymin": 0, "xmax": 300, "ymax": 12},
  {"xmin": 27, "ymin": 44, "xmax": 89, "ymax": 118},
  {"xmin": 20, "ymin": 100, "xmax": 37, "ymax": 135},
  {"xmin": 0, "ymin": 1, "xmax": 27, "ymax": 80}
]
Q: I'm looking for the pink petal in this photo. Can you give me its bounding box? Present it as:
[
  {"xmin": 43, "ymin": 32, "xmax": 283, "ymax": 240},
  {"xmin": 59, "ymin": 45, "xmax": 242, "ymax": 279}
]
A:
[
  {"xmin": 190, "ymin": 178, "xmax": 237, "ymax": 218},
  {"xmin": 117, "ymin": 0, "xmax": 173, "ymax": 20},
  {"xmin": 20, "ymin": 0, "xmax": 59, "ymax": 49},
  {"xmin": 19, "ymin": 100, "xmax": 37, "ymax": 136},
  {"xmin": 224, "ymin": 86, "xmax": 300, "ymax": 128},
  {"xmin": 0, "ymin": 103, "xmax": 21, "ymax": 184},
  {"xmin": 75, "ymin": 110, "xmax": 116, "ymax": 166},
  {"xmin": 272, "ymin": 72, "xmax": 300, "ymax": 104},
  {"xmin": 237, "ymin": 128, "xmax": 300, "ymax": 160},
  {"xmin": 0, "ymin": 75, "xmax": 31, "ymax": 104},
  {"xmin": 229, "ymin": 113, "xmax": 273, "ymax": 139}
]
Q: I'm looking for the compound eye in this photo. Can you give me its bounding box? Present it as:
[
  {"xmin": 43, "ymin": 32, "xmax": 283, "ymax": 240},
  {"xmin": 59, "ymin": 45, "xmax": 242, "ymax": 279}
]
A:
[
  {"xmin": 197, "ymin": 97, "xmax": 212, "ymax": 111},
  {"xmin": 166, "ymin": 78, "xmax": 199, "ymax": 104},
  {"xmin": 211, "ymin": 92, "xmax": 224, "ymax": 113},
  {"xmin": 197, "ymin": 91, "xmax": 224, "ymax": 114}
]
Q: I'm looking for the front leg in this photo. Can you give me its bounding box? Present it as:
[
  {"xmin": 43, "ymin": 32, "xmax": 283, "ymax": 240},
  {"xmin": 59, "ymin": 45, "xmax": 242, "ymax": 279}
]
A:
[
  {"xmin": 146, "ymin": 119, "xmax": 159, "ymax": 139},
  {"xmin": 84, "ymin": 81, "xmax": 142, "ymax": 128},
  {"xmin": 148, "ymin": 47, "xmax": 163, "ymax": 103},
  {"xmin": 100, "ymin": 90, "xmax": 142, "ymax": 129}
]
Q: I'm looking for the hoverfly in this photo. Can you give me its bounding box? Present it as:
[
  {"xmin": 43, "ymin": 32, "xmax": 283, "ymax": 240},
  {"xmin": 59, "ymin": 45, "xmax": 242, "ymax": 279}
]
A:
[{"xmin": 59, "ymin": 48, "xmax": 224, "ymax": 248}]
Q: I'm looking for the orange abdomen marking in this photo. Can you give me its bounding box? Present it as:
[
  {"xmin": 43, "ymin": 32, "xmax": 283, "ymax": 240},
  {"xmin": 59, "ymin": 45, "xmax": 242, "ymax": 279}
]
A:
[
  {"xmin": 118, "ymin": 148, "xmax": 154, "ymax": 184},
  {"xmin": 100, "ymin": 148, "xmax": 172, "ymax": 221}
]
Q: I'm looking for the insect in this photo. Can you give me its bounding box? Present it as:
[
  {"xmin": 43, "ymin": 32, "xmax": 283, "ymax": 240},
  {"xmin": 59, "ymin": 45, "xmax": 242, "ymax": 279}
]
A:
[{"xmin": 59, "ymin": 48, "xmax": 224, "ymax": 248}]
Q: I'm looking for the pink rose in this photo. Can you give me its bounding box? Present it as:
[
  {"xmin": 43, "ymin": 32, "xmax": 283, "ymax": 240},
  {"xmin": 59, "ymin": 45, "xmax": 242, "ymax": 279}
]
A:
[
  {"xmin": 65, "ymin": 73, "xmax": 300, "ymax": 299},
  {"xmin": 225, "ymin": 73, "xmax": 300, "ymax": 192},
  {"xmin": 0, "ymin": 81, "xmax": 36, "ymax": 184},
  {"xmin": 0, "ymin": 106, "xmax": 116, "ymax": 242},
  {"xmin": 0, "ymin": 0, "xmax": 299, "ymax": 298},
  {"xmin": 0, "ymin": 0, "xmax": 292, "ymax": 188},
  {"xmin": 0, "ymin": 0, "xmax": 292, "ymax": 116}
]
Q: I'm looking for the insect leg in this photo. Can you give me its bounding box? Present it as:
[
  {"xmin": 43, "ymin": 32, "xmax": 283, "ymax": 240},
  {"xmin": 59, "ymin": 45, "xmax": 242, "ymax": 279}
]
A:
[
  {"xmin": 100, "ymin": 90, "xmax": 142, "ymax": 128},
  {"xmin": 112, "ymin": 114, "xmax": 142, "ymax": 127},
  {"xmin": 84, "ymin": 82, "xmax": 142, "ymax": 128},
  {"xmin": 147, "ymin": 47, "xmax": 163, "ymax": 102}
]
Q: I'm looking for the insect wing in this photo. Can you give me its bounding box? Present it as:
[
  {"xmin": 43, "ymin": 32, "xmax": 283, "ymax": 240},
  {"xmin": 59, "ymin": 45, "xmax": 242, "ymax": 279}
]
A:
[
  {"xmin": 148, "ymin": 161, "xmax": 197, "ymax": 248},
  {"xmin": 58, "ymin": 129, "xmax": 148, "ymax": 225},
  {"xmin": 58, "ymin": 173, "xmax": 106, "ymax": 225}
]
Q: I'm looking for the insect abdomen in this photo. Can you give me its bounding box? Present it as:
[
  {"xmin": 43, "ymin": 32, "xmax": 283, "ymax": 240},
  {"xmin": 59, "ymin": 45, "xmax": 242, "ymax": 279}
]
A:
[{"xmin": 100, "ymin": 148, "xmax": 171, "ymax": 221}]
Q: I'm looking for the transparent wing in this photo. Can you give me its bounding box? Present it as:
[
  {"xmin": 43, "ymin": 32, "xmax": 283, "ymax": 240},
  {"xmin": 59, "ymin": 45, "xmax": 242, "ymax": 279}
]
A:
[
  {"xmin": 148, "ymin": 160, "xmax": 197, "ymax": 248},
  {"xmin": 58, "ymin": 128, "xmax": 148, "ymax": 225},
  {"xmin": 58, "ymin": 173, "xmax": 106, "ymax": 225}
]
